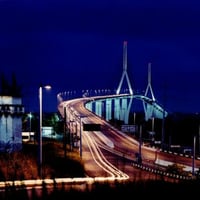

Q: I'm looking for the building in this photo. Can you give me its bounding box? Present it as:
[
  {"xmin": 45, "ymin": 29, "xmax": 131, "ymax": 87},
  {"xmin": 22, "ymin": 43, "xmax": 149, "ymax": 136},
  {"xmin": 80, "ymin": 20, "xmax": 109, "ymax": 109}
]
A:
[
  {"xmin": 0, "ymin": 96, "xmax": 24, "ymax": 152},
  {"xmin": 0, "ymin": 73, "xmax": 24, "ymax": 152}
]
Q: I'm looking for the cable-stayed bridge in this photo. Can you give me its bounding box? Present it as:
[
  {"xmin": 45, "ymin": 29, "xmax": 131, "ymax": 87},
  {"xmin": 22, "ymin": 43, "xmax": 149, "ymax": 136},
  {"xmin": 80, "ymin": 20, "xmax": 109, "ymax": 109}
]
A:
[
  {"xmin": 57, "ymin": 41, "xmax": 168, "ymax": 124},
  {"xmin": 56, "ymin": 41, "xmax": 200, "ymax": 180}
]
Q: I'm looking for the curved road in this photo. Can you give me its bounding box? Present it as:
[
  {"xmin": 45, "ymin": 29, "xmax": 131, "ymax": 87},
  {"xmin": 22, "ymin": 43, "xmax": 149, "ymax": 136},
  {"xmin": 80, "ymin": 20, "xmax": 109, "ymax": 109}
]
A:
[{"xmin": 58, "ymin": 96, "xmax": 200, "ymax": 181}]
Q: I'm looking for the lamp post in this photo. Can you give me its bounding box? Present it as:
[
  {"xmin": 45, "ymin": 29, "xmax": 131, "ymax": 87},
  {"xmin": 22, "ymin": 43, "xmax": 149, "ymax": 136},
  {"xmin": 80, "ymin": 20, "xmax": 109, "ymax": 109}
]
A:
[
  {"xmin": 78, "ymin": 116, "xmax": 85, "ymax": 158},
  {"xmin": 28, "ymin": 112, "xmax": 34, "ymax": 143},
  {"xmin": 39, "ymin": 84, "xmax": 51, "ymax": 178},
  {"xmin": 192, "ymin": 135, "xmax": 196, "ymax": 177},
  {"xmin": 80, "ymin": 117, "xmax": 82, "ymax": 158},
  {"xmin": 28, "ymin": 112, "xmax": 32, "ymax": 133}
]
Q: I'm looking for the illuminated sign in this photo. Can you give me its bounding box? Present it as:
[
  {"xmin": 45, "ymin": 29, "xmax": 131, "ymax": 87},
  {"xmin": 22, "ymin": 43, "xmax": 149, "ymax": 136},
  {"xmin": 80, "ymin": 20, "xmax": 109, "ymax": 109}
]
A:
[{"xmin": 121, "ymin": 125, "xmax": 137, "ymax": 133}]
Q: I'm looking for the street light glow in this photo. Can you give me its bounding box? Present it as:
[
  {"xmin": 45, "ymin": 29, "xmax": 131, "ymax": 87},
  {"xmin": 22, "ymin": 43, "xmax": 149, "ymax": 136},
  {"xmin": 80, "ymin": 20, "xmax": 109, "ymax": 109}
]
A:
[
  {"xmin": 44, "ymin": 85, "xmax": 51, "ymax": 90},
  {"xmin": 39, "ymin": 84, "xmax": 51, "ymax": 178}
]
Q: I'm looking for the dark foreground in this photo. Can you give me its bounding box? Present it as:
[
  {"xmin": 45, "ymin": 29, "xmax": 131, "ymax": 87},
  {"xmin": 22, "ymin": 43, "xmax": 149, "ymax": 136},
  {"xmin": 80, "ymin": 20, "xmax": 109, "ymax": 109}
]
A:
[{"xmin": 0, "ymin": 179, "xmax": 199, "ymax": 199}]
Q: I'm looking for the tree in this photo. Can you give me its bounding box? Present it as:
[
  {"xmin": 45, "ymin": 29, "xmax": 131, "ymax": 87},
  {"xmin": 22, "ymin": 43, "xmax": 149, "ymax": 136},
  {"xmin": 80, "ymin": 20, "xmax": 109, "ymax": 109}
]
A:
[{"xmin": 0, "ymin": 72, "xmax": 22, "ymax": 97}]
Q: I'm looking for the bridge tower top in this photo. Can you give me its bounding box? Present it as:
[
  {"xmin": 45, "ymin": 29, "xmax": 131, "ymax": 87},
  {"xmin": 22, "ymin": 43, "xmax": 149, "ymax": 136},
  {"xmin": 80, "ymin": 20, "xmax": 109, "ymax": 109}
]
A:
[
  {"xmin": 144, "ymin": 62, "xmax": 155, "ymax": 101},
  {"xmin": 116, "ymin": 41, "xmax": 133, "ymax": 95}
]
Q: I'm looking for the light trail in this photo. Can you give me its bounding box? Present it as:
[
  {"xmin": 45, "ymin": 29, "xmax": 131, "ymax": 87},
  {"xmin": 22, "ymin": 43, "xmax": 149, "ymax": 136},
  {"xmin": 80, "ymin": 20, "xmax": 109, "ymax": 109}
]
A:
[{"xmin": 83, "ymin": 130, "xmax": 129, "ymax": 179}]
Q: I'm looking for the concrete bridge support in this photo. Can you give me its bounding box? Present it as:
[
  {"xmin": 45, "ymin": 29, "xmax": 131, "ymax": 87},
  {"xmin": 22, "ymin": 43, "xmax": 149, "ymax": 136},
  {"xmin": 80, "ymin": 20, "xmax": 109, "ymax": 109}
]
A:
[
  {"xmin": 85, "ymin": 97, "xmax": 134, "ymax": 125},
  {"xmin": 105, "ymin": 99, "xmax": 112, "ymax": 121},
  {"xmin": 85, "ymin": 101, "xmax": 93, "ymax": 111},
  {"xmin": 95, "ymin": 101, "xmax": 103, "ymax": 117},
  {"xmin": 114, "ymin": 98, "xmax": 120, "ymax": 120}
]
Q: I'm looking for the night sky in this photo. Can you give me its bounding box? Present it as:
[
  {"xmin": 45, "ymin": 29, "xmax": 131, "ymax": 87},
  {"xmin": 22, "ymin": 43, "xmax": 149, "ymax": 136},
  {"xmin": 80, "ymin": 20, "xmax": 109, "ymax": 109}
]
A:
[{"xmin": 1, "ymin": 0, "xmax": 200, "ymax": 114}]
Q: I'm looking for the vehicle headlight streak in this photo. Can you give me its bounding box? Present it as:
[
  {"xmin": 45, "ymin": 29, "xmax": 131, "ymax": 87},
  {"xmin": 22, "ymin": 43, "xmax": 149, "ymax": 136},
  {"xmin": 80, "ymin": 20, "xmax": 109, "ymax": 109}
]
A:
[{"xmin": 83, "ymin": 130, "xmax": 129, "ymax": 180}]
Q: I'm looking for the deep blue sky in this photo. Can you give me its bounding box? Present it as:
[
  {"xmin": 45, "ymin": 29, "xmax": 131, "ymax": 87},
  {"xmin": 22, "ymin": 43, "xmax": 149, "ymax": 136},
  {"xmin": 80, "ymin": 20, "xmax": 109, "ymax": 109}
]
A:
[{"xmin": 1, "ymin": 0, "xmax": 200, "ymax": 114}]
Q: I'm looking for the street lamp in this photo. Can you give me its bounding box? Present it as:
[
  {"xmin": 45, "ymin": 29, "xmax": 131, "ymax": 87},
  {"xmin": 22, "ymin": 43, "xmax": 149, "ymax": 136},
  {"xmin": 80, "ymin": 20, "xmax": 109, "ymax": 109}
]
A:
[
  {"xmin": 78, "ymin": 116, "xmax": 85, "ymax": 158},
  {"xmin": 39, "ymin": 84, "xmax": 51, "ymax": 178},
  {"xmin": 28, "ymin": 112, "xmax": 32, "ymax": 133},
  {"xmin": 80, "ymin": 117, "xmax": 82, "ymax": 158},
  {"xmin": 28, "ymin": 112, "xmax": 34, "ymax": 142},
  {"xmin": 192, "ymin": 135, "xmax": 196, "ymax": 177}
]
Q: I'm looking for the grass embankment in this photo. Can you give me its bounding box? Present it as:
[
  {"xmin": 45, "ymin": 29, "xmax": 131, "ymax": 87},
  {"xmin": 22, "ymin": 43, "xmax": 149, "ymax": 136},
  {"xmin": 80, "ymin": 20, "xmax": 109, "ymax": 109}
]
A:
[
  {"xmin": 0, "ymin": 140, "xmax": 85, "ymax": 181},
  {"xmin": 0, "ymin": 140, "xmax": 200, "ymax": 199}
]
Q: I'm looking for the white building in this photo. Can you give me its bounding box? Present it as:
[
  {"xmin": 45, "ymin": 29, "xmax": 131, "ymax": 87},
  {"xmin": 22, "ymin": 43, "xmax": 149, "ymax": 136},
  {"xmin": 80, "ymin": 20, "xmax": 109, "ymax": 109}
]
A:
[{"xmin": 0, "ymin": 96, "xmax": 24, "ymax": 152}]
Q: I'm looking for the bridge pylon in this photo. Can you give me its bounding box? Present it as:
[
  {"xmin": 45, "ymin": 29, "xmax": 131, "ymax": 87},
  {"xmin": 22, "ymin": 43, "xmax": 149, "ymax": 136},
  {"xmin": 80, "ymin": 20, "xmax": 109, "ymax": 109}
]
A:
[
  {"xmin": 143, "ymin": 62, "xmax": 168, "ymax": 120},
  {"xmin": 116, "ymin": 41, "xmax": 133, "ymax": 95},
  {"xmin": 144, "ymin": 62, "xmax": 155, "ymax": 101}
]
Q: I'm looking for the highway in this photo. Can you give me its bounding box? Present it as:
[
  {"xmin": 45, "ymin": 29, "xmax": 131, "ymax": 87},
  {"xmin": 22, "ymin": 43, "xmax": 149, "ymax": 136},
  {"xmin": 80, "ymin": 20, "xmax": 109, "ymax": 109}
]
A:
[{"xmin": 58, "ymin": 95, "xmax": 200, "ymax": 181}]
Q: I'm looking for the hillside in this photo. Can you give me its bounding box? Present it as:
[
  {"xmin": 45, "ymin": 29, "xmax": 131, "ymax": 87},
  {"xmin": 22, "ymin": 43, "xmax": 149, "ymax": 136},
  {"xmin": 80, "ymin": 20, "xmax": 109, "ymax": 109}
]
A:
[{"xmin": 0, "ymin": 140, "xmax": 85, "ymax": 181}]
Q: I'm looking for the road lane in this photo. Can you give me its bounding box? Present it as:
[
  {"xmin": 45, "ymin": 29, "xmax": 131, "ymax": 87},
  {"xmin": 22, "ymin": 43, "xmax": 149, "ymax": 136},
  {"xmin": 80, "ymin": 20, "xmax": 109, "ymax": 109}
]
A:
[{"xmin": 58, "ymin": 97, "xmax": 200, "ymax": 180}]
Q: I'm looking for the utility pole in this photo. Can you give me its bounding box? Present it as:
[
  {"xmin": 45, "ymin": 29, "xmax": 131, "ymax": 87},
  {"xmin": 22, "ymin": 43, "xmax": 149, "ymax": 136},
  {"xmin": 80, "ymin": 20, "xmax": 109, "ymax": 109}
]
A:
[
  {"xmin": 192, "ymin": 135, "xmax": 196, "ymax": 177},
  {"xmin": 199, "ymin": 124, "xmax": 200, "ymax": 154},
  {"xmin": 138, "ymin": 125, "xmax": 142, "ymax": 164},
  {"xmin": 161, "ymin": 110, "xmax": 165, "ymax": 150},
  {"xmin": 161, "ymin": 81, "xmax": 167, "ymax": 150},
  {"xmin": 80, "ymin": 117, "xmax": 83, "ymax": 158},
  {"xmin": 63, "ymin": 106, "xmax": 67, "ymax": 158}
]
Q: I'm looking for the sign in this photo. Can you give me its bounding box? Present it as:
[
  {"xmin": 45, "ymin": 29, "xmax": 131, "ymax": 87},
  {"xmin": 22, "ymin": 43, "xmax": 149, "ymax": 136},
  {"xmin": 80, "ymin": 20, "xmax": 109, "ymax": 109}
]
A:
[
  {"xmin": 83, "ymin": 123, "xmax": 101, "ymax": 131},
  {"xmin": 121, "ymin": 125, "xmax": 137, "ymax": 133}
]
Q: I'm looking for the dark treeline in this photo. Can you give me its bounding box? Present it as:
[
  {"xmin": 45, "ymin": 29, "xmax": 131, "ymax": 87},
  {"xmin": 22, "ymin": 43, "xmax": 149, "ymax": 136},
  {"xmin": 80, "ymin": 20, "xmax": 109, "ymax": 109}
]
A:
[
  {"xmin": 128, "ymin": 111, "xmax": 200, "ymax": 151},
  {"xmin": 108, "ymin": 110, "xmax": 200, "ymax": 156},
  {"xmin": 0, "ymin": 179, "xmax": 200, "ymax": 199},
  {"xmin": 0, "ymin": 72, "xmax": 22, "ymax": 97}
]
